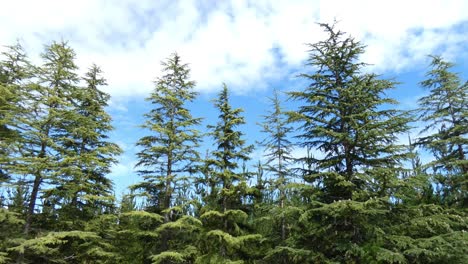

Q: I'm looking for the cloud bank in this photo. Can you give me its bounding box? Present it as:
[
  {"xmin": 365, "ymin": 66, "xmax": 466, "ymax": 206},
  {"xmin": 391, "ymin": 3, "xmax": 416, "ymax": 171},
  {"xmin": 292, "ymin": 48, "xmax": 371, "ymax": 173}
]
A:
[{"xmin": 1, "ymin": 0, "xmax": 467, "ymax": 97}]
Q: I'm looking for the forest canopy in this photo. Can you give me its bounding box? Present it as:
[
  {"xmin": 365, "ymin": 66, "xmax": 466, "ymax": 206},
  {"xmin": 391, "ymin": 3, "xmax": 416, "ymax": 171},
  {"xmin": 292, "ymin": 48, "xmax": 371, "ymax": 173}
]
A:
[{"xmin": 0, "ymin": 23, "xmax": 467, "ymax": 263}]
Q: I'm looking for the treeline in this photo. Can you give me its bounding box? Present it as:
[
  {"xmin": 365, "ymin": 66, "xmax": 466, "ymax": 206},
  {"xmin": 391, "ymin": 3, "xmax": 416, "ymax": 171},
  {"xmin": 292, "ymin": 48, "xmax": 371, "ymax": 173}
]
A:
[{"xmin": 0, "ymin": 23, "xmax": 466, "ymax": 263}]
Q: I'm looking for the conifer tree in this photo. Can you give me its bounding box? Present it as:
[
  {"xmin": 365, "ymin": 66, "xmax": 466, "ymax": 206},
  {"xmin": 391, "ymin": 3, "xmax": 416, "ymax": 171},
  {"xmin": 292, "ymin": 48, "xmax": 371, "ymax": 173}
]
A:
[
  {"xmin": 377, "ymin": 56, "xmax": 468, "ymax": 263},
  {"xmin": 197, "ymin": 84, "xmax": 262, "ymax": 262},
  {"xmin": 132, "ymin": 53, "xmax": 202, "ymax": 262},
  {"xmin": 17, "ymin": 41, "xmax": 81, "ymax": 234},
  {"xmin": 258, "ymin": 90, "xmax": 294, "ymax": 212},
  {"xmin": 288, "ymin": 22, "xmax": 411, "ymax": 262},
  {"xmin": 0, "ymin": 43, "xmax": 39, "ymax": 263},
  {"xmin": 256, "ymin": 89, "xmax": 306, "ymax": 263},
  {"xmin": 0, "ymin": 43, "xmax": 30, "ymax": 187},
  {"xmin": 43, "ymin": 64, "xmax": 122, "ymax": 229},
  {"xmin": 133, "ymin": 53, "xmax": 201, "ymax": 216},
  {"xmin": 417, "ymin": 56, "xmax": 467, "ymax": 207},
  {"xmin": 206, "ymin": 84, "xmax": 254, "ymax": 212}
]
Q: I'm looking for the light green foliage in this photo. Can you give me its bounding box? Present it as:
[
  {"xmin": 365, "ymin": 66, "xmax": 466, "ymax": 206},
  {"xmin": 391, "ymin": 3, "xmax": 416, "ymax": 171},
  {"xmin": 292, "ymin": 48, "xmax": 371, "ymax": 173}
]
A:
[
  {"xmin": 151, "ymin": 246, "xmax": 198, "ymax": 264},
  {"xmin": 10, "ymin": 41, "xmax": 84, "ymax": 234},
  {"xmin": 0, "ymin": 208, "xmax": 24, "ymax": 261},
  {"xmin": 256, "ymin": 89, "xmax": 304, "ymax": 263},
  {"xmin": 43, "ymin": 62, "xmax": 122, "ymax": 230},
  {"xmin": 204, "ymin": 84, "xmax": 254, "ymax": 211},
  {"xmin": 10, "ymin": 231, "xmax": 118, "ymax": 263},
  {"xmin": 151, "ymin": 251, "xmax": 185, "ymax": 263},
  {"xmin": 384, "ymin": 204, "xmax": 468, "ymax": 263},
  {"xmin": 197, "ymin": 85, "xmax": 262, "ymax": 262},
  {"xmin": 114, "ymin": 211, "xmax": 164, "ymax": 263},
  {"xmin": 0, "ymin": 42, "xmax": 30, "ymax": 185}
]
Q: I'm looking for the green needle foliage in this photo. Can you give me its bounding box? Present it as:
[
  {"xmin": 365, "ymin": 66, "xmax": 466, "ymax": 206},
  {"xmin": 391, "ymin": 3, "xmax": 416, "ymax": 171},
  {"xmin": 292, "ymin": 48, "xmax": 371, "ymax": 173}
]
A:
[
  {"xmin": 43, "ymin": 63, "xmax": 122, "ymax": 230},
  {"xmin": 133, "ymin": 53, "xmax": 202, "ymax": 216},
  {"xmin": 206, "ymin": 84, "xmax": 254, "ymax": 212},
  {"xmin": 257, "ymin": 89, "xmax": 304, "ymax": 263},
  {"xmin": 0, "ymin": 43, "xmax": 30, "ymax": 186},
  {"xmin": 18, "ymin": 41, "xmax": 81, "ymax": 234},
  {"xmin": 197, "ymin": 84, "xmax": 261, "ymax": 263},
  {"xmin": 0, "ymin": 22, "xmax": 467, "ymax": 264},
  {"xmin": 288, "ymin": 22, "xmax": 412, "ymax": 262},
  {"xmin": 131, "ymin": 53, "xmax": 202, "ymax": 262},
  {"xmin": 289, "ymin": 22, "xmax": 411, "ymax": 202},
  {"xmin": 417, "ymin": 56, "xmax": 468, "ymax": 207}
]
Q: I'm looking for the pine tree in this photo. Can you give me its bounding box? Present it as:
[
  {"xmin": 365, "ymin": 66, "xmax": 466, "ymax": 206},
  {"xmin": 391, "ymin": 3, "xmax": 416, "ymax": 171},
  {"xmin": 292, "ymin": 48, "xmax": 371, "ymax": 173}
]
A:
[
  {"xmin": 197, "ymin": 84, "xmax": 262, "ymax": 262},
  {"xmin": 43, "ymin": 64, "xmax": 122, "ymax": 230},
  {"xmin": 133, "ymin": 52, "xmax": 201, "ymax": 215},
  {"xmin": 256, "ymin": 89, "xmax": 307, "ymax": 263},
  {"xmin": 395, "ymin": 135, "xmax": 435, "ymax": 205},
  {"xmin": 377, "ymin": 56, "xmax": 468, "ymax": 263},
  {"xmin": 417, "ymin": 55, "xmax": 467, "ymax": 207},
  {"xmin": 288, "ymin": 22, "xmax": 411, "ymax": 262},
  {"xmin": 0, "ymin": 42, "xmax": 30, "ymax": 188},
  {"xmin": 258, "ymin": 89, "xmax": 293, "ymax": 236},
  {"xmin": 15, "ymin": 41, "xmax": 82, "ymax": 234},
  {"xmin": 132, "ymin": 53, "xmax": 202, "ymax": 262}
]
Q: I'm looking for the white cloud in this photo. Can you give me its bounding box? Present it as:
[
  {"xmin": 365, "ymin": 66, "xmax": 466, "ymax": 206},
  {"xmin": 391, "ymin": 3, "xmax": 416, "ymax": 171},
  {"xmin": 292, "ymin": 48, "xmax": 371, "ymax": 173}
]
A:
[{"xmin": 1, "ymin": 0, "xmax": 467, "ymax": 98}]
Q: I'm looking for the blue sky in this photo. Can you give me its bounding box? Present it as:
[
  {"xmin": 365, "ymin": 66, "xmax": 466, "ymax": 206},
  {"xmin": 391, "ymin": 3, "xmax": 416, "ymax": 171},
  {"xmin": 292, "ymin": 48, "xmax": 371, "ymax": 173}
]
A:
[{"xmin": 1, "ymin": 0, "xmax": 467, "ymax": 195}]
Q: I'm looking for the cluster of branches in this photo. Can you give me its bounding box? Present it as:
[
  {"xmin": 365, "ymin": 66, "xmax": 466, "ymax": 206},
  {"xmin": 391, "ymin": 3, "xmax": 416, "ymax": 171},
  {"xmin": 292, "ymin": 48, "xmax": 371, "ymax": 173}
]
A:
[{"xmin": 0, "ymin": 23, "xmax": 466, "ymax": 263}]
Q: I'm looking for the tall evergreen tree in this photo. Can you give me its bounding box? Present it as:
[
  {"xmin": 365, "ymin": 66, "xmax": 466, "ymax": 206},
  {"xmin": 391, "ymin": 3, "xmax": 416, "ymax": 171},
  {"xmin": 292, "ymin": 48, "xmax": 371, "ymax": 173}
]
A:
[
  {"xmin": 258, "ymin": 90, "xmax": 294, "ymax": 214},
  {"xmin": 257, "ymin": 90, "xmax": 306, "ymax": 263},
  {"xmin": 133, "ymin": 53, "xmax": 201, "ymax": 216},
  {"xmin": 0, "ymin": 43, "xmax": 37, "ymax": 263},
  {"xmin": 0, "ymin": 43, "xmax": 30, "ymax": 186},
  {"xmin": 43, "ymin": 64, "xmax": 122, "ymax": 229},
  {"xmin": 132, "ymin": 53, "xmax": 202, "ymax": 262},
  {"xmin": 197, "ymin": 84, "xmax": 262, "ymax": 263},
  {"xmin": 417, "ymin": 55, "xmax": 467, "ymax": 207},
  {"xmin": 17, "ymin": 41, "xmax": 81, "ymax": 234},
  {"xmin": 289, "ymin": 23, "xmax": 410, "ymax": 202},
  {"xmin": 288, "ymin": 22, "xmax": 411, "ymax": 262}
]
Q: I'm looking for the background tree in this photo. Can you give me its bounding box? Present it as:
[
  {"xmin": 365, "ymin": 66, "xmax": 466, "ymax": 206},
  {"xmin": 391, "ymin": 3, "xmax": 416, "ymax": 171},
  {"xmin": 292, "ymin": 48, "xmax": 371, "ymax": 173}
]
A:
[
  {"xmin": 256, "ymin": 89, "xmax": 306, "ymax": 263},
  {"xmin": 417, "ymin": 55, "xmax": 467, "ymax": 207}
]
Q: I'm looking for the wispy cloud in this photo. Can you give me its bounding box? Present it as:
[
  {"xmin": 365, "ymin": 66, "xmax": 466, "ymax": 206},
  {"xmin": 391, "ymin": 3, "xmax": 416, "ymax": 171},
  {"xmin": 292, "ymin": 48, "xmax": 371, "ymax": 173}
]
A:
[{"xmin": 1, "ymin": 0, "xmax": 467, "ymax": 98}]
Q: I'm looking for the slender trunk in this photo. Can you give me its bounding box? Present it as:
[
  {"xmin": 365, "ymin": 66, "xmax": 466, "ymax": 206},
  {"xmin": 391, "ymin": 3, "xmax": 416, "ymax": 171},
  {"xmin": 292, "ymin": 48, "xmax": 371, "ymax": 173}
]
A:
[
  {"xmin": 24, "ymin": 173, "xmax": 41, "ymax": 235},
  {"xmin": 160, "ymin": 151, "xmax": 173, "ymax": 252},
  {"xmin": 278, "ymin": 138, "xmax": 286, "ymax": 242},
  {"xmin": 24, "ymin": 139, "xmax": 47, "ymax": 234}
]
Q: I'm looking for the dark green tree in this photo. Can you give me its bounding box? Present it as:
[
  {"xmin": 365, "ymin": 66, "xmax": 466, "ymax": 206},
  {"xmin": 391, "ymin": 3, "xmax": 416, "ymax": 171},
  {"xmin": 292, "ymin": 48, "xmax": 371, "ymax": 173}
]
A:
[
  {"xmin": 288, "ymin": 22, "xmax": 411, "ymax": 262},
  {"xmin": 196, "ymin": 84, "xmax": 262, "ymax": 263},
  {"xmin": 417, "ymin": 55, "xmax": 467, "ymax": 207}
]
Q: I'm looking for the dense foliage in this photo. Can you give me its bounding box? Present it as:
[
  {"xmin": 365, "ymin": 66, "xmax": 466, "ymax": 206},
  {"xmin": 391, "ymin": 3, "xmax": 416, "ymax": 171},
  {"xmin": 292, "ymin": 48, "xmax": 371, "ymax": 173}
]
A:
[{"xmin": 0, "ymin": 23, "xmax": 467, "ymax": 263}]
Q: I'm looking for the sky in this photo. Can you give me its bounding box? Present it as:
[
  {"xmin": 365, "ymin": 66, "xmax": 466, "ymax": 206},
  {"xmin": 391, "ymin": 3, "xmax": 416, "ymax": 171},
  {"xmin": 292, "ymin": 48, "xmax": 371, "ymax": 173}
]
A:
[{"xmin": 1, "ymin": 0, "xmax": 467, "ymax": 195}]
